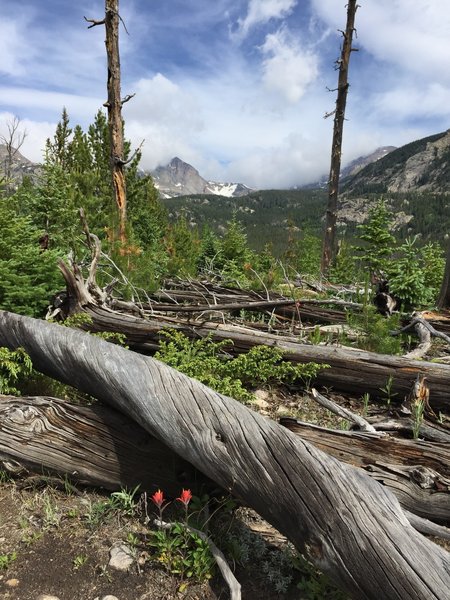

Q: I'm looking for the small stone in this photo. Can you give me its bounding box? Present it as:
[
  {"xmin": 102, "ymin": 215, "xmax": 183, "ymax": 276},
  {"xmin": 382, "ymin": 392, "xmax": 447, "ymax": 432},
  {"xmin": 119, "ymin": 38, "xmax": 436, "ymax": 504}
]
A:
[
  {"xmin": 100, "ymin": 596, "xmax": 119, "ymax": 600},
  {"xmin": 37, "ymin": 595, "xmax": 61, "ymax": 600},
  {"xmin": 5, "ymin": 578, "xmax": 19, "ymax": 587},
  {"xmin": 109, "ymin": 543, "xmax": 134, "ymax": 571}
]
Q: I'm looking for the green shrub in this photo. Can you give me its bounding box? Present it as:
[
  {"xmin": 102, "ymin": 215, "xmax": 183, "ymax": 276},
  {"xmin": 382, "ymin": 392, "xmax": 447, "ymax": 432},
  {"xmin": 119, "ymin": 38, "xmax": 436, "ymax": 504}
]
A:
[{"xmin": 155, "ymin": 330, "xmax": 325, "ymax": 401}]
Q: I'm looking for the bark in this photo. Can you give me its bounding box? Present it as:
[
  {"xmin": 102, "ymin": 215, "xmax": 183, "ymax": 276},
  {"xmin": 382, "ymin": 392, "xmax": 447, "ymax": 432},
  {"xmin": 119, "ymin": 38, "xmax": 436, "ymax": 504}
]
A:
[
  {"xmin": 105, "ymin": 0, "xmax": 127, "ymax": 244},
  {"xmin": 280, "ymin": 418, "xmax": 450, "ymax": 523},
  {"xmin": 0, "ymin": 395, "xmax": 211, "ymax": 495},
  {"xmin": 2, "ymin": 395, "xmax": 448, "ymax": 525},
  {"xmin": 77, "ymin": 303, "xmax": 450, "ymax": 412},
  {"xmin": 86, "ymin": 1, "xmax": 127, "ymax": 244},
  {"xmin": 437, "ymin": 242, "xmax": 450, "ymax": 309},
  {"xmin": 321, "ymin": 0, "xmax": 358, "ymax": 273},
  {"xmin": 0, "ymin": 310, "xmax": 449, "ymax": 599}
]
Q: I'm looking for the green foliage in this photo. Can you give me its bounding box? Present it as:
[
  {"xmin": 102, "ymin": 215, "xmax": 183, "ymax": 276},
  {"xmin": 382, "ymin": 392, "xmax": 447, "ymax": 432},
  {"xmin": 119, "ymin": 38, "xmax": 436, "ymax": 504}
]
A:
[
  {"xmin": 293, "ymin": 553, "xmax": 347, "ymax": 599},
  {"xmin": 420, "ymin": 242, "xmax": 445, "ymax": 291},
  {"xmin": 388, "ymin": 237, "xmax": 428, "ymax": 308},
  {"xmin": 149, "ymin": 523, "xmax": 215, "ymax": 584},
  {"xmin": 0, "ymin": 196, "xmax": 63, "ymax": 316},
  {"xmin": 355, "ymin": 200, "xmax": 396, "ymax": 274},
  {"xmin": 0, "ymin": 551, "xmax": 17, "ymax": 570},
  {"xmin": 329, "ymin": 238, "xmax": 358, "ymax": 283},
  {"xmin": 354, "ymin": 201, "xmax": 445, "ymax": 310},
  {"xmin": 0, "ymin": 347, "xmax": 33, "ymax": 395},
  {"xmin": 109, "ymin": 485, "xmax": 141, "ymax": 516},
  {"xmin": 155, "ymin": 330, "xmax": 325, "ymax": 402},
  {"xmin": 347, "ymin": 304, "xmax": 402, "ymax": 355}
]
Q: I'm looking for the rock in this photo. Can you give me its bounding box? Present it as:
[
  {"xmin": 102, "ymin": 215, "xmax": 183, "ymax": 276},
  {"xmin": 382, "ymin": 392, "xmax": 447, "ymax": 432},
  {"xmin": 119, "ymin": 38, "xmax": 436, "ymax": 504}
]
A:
[
  {"xmin": 5, "ymin": 578, "xmax": 19, "ymax": 587},
  {"xmin": 108, "ymin": 543, "xmax": 134, "ymax": 571},
  {"xmin": 252, "ymin": 389, "xmax": 271, "ymax": 409},
  {"xmin": 37, "ymin": 595, "xmax": 61, "ymax": 600}
]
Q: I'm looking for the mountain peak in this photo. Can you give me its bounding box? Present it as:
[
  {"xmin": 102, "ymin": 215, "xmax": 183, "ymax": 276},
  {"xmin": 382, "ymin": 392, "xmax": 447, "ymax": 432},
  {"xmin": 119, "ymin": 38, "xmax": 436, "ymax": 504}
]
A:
[{"xmin": 151, "ymin": 157, "xmax": 252, "ymax": 198}]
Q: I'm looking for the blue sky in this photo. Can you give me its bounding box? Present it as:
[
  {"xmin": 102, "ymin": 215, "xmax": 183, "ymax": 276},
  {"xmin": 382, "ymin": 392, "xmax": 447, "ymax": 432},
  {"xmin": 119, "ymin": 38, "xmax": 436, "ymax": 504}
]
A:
[{"xmin": 1, "ymin": 0, "xmax": 449, "ymax": 188}]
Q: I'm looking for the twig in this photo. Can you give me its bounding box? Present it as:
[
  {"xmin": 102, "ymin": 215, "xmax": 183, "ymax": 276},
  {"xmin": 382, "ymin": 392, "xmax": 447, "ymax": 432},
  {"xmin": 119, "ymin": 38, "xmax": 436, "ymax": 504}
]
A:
[
  {"xmin": 84, "ymin": 16, "xmax": 105, "ymax": 28},
  {"xmin": 310, "ymin": 388, "xmax": 378, "ymax": 433},
  {"xmin": 155, "ymin": 519, "xmax": 241, "ymax": 600}
]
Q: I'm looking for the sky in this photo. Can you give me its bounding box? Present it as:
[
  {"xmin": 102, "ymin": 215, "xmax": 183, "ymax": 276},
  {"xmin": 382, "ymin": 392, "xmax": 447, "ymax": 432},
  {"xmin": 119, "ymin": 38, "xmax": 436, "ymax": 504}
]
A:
[{"xmin": 1, "ymin": 0, "xmax": 450, "ymax": 189}]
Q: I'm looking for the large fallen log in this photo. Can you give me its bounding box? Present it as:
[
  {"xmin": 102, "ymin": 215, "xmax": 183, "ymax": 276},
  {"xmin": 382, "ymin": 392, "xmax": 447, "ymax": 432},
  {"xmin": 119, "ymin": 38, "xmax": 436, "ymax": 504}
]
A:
[
  {"xmin": 77, "ymin": 303, "xmax": 450, "ymax": 412},
  {"xmin": 2, "ymin": 395, "xmax": 448, "ymax": 525},
  {"xmin": 0, "ymin": 395, "xmax": 211, "ymax": 495},
  {"xmin": 280, "ymin": 418, "xmax": 450, "ymax": 523},
  {"xmin": 0, "ymin": 311, "xmax": 449, "ymax": 599}
]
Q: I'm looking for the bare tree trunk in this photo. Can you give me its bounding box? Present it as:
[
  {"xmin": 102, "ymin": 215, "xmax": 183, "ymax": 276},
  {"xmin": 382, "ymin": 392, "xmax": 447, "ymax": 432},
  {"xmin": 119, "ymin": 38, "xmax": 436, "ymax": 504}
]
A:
[
  {"xmin": 86, "ymin": 0, "xmax": 127, "ymax": 245},
  {"xmin": 321, "ymin": 0, "xmax": 358, "ymax": 274},
  {"xmin": 0, "ymin": 310, "xmax": 449, "ymax": 599},
  {"xmin": 437, "ymin": 242, "xmax": 450, "ymax": 309}
]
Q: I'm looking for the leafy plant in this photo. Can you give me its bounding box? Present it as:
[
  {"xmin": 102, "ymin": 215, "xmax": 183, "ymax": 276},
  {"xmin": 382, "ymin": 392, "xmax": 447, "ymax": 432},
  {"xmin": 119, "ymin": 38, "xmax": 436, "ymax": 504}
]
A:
[
  {"xmin": 148, "ymin": 488, "xmax": 216, "ymax": 585},
  {"xmin": 411, "ymin": 399, "xmax": 425, "ymax": 440},
  {"xmin": 109, "ymin": 485, "xmax": 140, "ymax": 516},
  {"xmin": 380, "ymin": 375, "xmax": 397, "ymax": 406},
  {"xmin": 346, "ymin": 304, "xmax": 402, "ymax": 355},
  {"xmin": 73, "ymin": 554, "xmax": 88, "ymax": 570},
  {"xmin": 0, "ymin": 347, "xmax": 33, "ymax": 395},
  {"xmin": 155, "ymin": 330, "xmax": 325, "ymax": 402},
  {"xmin": 0, "ymin": 551, "xmax": 17, "ymax": 570},
  {"xmin": 293, "ymin": 553, "xmax": 347, "ymax": 599}
]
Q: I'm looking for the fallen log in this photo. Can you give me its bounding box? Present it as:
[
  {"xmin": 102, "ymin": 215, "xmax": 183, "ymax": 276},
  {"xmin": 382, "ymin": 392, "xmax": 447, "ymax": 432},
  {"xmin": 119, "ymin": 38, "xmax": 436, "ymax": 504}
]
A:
[
  {"xmin": 280, "ymin": 418, "xmax": 450, "ymax": 523},
  {"xmin": 2, "ymin": 395, "xmax": 448, "ymax": 525},
  {"xmin": 79, "ymin": 303, "xmax": 450, "ymax": 413},
  {"xmin": 0, "ymin": 311, "xmax": 449, "ymax": 599},
  {"xmin": 0, "ymin": 395, "xmax": 211, "ymax": 495}
]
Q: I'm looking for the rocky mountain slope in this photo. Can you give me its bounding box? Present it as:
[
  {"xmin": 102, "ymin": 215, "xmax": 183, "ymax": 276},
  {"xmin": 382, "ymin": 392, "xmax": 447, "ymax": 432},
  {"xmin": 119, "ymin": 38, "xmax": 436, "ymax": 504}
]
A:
[
  {"xmin": 0, "ymin": 145, "xmax": 41, "ymax": 188},
  {"xmin": 150, "ymin": 157, "xmax": 252, "ymax": 198},
  {"xmin": 342, "ymin": 130, "xmax": 450, "ymax": 194}
]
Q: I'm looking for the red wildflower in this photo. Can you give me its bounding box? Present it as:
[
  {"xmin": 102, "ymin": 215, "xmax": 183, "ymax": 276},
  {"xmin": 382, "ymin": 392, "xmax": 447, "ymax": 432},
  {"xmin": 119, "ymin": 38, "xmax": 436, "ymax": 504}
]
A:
[
  {"xmin": 176, "ymin": 489, "xmax": 192, "ymax": 507},
  {"xmin": 151, "ymin": 489, "xmax": 165, "ymax": 508}
]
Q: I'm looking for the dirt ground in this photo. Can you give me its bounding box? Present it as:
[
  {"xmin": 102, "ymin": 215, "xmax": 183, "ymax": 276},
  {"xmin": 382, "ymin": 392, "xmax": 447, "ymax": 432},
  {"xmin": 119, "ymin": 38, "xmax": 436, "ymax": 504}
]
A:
[
  {"xmin": 0, "ymin": 481, "xmax": 307, "ymax": 600},
  {"xmin": 0, "ymin": 392, "xmax": 350, "ymax": 600}
]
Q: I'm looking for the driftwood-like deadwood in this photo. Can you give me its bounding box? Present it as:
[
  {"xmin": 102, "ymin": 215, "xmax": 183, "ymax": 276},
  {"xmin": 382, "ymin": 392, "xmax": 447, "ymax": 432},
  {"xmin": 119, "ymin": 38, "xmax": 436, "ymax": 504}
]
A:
[
  {"xmin": 78, "ymin": 303, "xmax": 450, "ymax": 413},
  {"xmin": 2, "ymin": 395, "xmax": 448, "ymax": 526},
  {"xmin": 280, "ymin": 418, "xmax": 450, "ymax": 523},
  {"xmin": 0, "ymin": 395, "xmax": 211, "ymax": 495},
  {"xmin": 0, "ymin": 311, "xmax": 449, "ymax": 599}
]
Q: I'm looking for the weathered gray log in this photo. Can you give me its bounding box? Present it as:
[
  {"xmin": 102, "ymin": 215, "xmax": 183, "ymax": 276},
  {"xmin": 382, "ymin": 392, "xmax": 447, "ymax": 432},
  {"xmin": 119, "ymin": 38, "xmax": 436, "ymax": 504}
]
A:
[
  {"xmin": 0, "ymin": 311, "xmax": 449, "ymax": 600},
  {"xmin": 280, "ymin": 418, "xmax": 449, "ymax": 523},
  {"xmin": 79, "ymin": 303, "xmax": 450, "ymax": 413},
  {"xmin": 2, "ymin": 395, "xmax": 448, "ymax": 525},
  {"xmin": 0, "ymin": 395, "xmax": 211, "ymax": 495}
]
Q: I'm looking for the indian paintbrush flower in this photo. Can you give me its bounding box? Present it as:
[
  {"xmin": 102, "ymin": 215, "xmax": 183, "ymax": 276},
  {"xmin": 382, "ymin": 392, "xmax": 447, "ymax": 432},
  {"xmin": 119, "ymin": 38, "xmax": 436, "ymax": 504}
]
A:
[
  {"xmin": 176, "ymin": 488, "xmax": 192, "ymax": 508},
  {"xmin": 151, "ymin": 489, "xmax": 165, "ymax": 509}
]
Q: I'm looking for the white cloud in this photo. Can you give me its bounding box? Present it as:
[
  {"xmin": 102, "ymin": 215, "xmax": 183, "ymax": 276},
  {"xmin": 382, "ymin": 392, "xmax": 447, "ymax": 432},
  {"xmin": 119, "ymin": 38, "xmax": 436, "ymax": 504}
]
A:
[
  {"xmin": 260, "ymin": 28, "xmax": 319, "ymax": 103},
  {"xmin": 373, "ymin": 82, "xmax": 450, "ymax": 121},
  {"xmin": 0, "ymin": 111, "xmax": 57, "ymax": 163},
  {"xmin": 0, "ymin": 87, "xmax": 103, "ymax": 123},
  {"xmin": 123, "ymin": 74, "xmax": 204, "ymax": 170},
  {"xmin": 235, "ymin": 0, "xmax": 297, "ymax": 38},
  {"xmin": 0, "ymin": 19, "xmax": 30, "ymax": 76},
  {"xmin": 311, "ymin": 0, "xmax": 450, "ymax": 83}
]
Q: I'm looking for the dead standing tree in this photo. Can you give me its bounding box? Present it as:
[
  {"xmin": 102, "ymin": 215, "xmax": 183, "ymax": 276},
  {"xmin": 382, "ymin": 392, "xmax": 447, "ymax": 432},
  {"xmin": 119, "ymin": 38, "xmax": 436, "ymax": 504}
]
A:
[
  {"xmin": 437, "ymin": 241, "xmax": 450, "ymax": 309},
  {"xmin": 85, "ymin": 0, "xmax": 132, "ymax": 246},
  {"xmin": 321, "ymin": 0, "xmax": 359, "ymax": 274},
  {"xmin": 0, "ymin": 310, "xmax": 449, "ymax": 599},
  {"xmin": 0, "ymin": 115, "xmax": 27, "ymax": 192}
]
